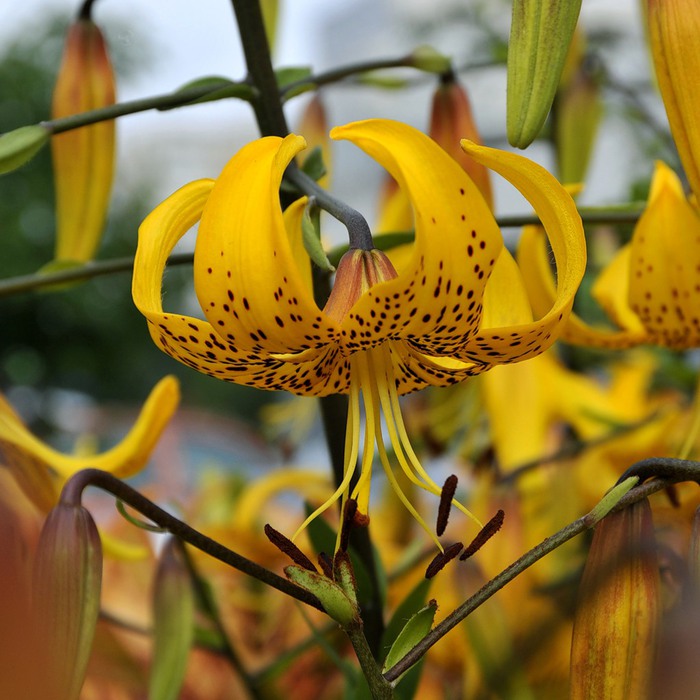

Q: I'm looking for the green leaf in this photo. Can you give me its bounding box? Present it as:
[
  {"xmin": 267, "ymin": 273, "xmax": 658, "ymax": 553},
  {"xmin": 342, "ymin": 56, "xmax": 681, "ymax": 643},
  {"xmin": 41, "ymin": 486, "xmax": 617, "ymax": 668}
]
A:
[
  {"xmin": 356, "ymin": 74, "xmax": 408, "ymax": 90},
  {"xmin": 301, "ymin": 145, "xmax": 327, "ymax": 182},
  {"xmin": 302, "ymin": 207, "xmax": 335, "ymax": 273},
  {"xmin": 148, "ymin": 540, "xmax": 194, "ymax": 700},
  {"xmin": 0, "ymin": 124, "xmax": 49, "ymax": 175},
  {"xmin": 380, "ymin": 577, "xmax": 432, "ymax": 662},
  {"xmin": 382, "ymin": 600, "xmax": 437, "ymax": 678},
  {"xmin": 160, "ymin": 76, "xmax": 254, "ymax": 110},
  {"xmin": 276, "ymin": 66, "xmax": 313, "ymax": 90}
]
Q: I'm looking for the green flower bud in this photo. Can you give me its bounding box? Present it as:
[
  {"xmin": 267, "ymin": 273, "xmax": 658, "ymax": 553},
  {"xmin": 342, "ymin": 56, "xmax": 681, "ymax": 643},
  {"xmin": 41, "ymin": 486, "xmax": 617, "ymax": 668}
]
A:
[
  {"xmin": 285, "ymin": 565, "xmax": 359, "ymax": 628},
  {"xmin": 507, "ymin": 0, "xmax": 583, "ymax": 148},
  {"xmin": 148, "ymin": 538, "xmax": 195, "ymax": 700}
]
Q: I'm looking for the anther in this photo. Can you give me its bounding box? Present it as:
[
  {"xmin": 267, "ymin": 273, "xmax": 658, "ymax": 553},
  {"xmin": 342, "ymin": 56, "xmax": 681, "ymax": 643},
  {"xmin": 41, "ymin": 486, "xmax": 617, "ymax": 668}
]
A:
[
  {"xmin": 318, "ymin": 552, "xmax": 334, "ymax": 578},
  {"xmin": 459, "ymin": 509, "xmax": 505, "ymax": 561},
  {"xmin": 339, "ymin": 498, "xmax": 358, "ymax": 552},
  {"xmin": 264, "ymin": 524, "xmax": 318, "ymax": 572},
  {"xmin": 436, "ymin": 474, "xmax": 458, "ymax": 536},
  {"xmin": 425, "ymin": 541, "xmax": 464, "ymax": 579}
]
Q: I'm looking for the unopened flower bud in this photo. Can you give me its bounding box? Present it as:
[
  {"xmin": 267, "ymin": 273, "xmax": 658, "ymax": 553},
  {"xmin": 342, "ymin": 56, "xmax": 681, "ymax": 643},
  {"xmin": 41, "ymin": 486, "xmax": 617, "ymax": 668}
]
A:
[
  {"xmin": 570, "ymin": 499, "xmax": 660, "ymax": 699},
  {"xmin": 51, "ymin": 17, "xmax": 116, "ymax": 263},
  {"xmin": 648, "ymin": 0, "xmax": 700, "ymax": 200},
  {"xmin": 430, "ymin": 76, "xmax": 493, "ymax": 208},
  {"xmin": 507, "ymin": 0, "xmax": 583, "ymax": 148},
  {"xmin": 32, "ymin": 503, "xmax": 103, "ymax": 700},
  {"xmin": 149, "ymin": 538, "xmax": 194, "ymax": 700},
  {"xmin": 285, "ymin": 564, "xmax": 359, "ymax": 627},
  {"xmin": 555, "ymin": 57, "xmax": 602, "ymax": 185},
  {"xmin": 409, "ymin": 46, "xmax": 451, "ymax": 75}
]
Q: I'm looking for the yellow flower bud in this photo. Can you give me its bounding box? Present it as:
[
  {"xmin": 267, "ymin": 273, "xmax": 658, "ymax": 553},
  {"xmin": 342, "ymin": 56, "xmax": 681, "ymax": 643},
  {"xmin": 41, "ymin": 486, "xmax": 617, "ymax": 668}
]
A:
[
  {"xmin": 430, "ymin": 75, "xmax": 493, "ymax": 209},
  {"xmin": 648, "ymin": 0, "xmax": 700, "ymax": 199},
  {"xmin": 51, "ymin": 18, "xmax": 116, "ymax": 263},
  {"xmin": 570, "ymin": 500, "xmax": 660, "ymax": 699}
]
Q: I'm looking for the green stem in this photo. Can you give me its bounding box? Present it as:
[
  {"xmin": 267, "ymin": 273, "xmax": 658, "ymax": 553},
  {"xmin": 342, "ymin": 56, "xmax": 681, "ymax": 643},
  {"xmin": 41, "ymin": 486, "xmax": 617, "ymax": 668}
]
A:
[
  {"xmin": 346, "ymin": 623, "xmax": 394, "ymax": 699},
  {"xmin": 280, "ymin": 55, "xmax": 414, "ymax": 98},
  {"xmin": 230, "ymin": 0, "xmax": 288, "ymax": 137},
  {"xmin": 383, "ymin": 464, "xmax": 700, "ymax": 682},
  {"xmin": 0, "ymin": 252, "xmax": 193, "ymax": 298},
  {"xmin": 41, "ymin": 82, "xmax": 253, "ymax": 135},
  {"xmin": 60, "ymin": 469, "xmax": 324, "ymax": 612}
]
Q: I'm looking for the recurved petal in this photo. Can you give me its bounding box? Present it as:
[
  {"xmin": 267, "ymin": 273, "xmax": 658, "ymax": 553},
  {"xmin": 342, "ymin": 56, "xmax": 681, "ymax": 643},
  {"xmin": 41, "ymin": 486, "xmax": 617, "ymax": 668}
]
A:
[
  {"xmin": 331, "ymin": 119, "xmax": 503, "ymax": 356},
  {"xmin": 0, "ymin": 377, "xmax": 179, "ymax": 512},
  {"xmin": 518, "ymin": 225, "xmax": 645, "ymax": 349},
  {"xmin": 133, "ymin": 180, "xmax": 345, "ymax": 395},
  {"xmin": 628, "ymin": 161, "xmax": 700, "ymax": 348},
  {"xmin": 458, "ymin": 140, "xmax": 586, "ymax": 363},
  {"xmin": 194, "ymin": 134, "xmax": 337, "ymax": 354}
]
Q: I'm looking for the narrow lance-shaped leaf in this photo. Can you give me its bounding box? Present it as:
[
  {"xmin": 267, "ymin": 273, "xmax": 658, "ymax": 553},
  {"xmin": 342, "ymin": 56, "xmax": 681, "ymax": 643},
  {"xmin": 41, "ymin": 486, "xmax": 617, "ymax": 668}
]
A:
[{"xmin": 148, "ymin": 539, "xmax": 195, "ymax": 700}]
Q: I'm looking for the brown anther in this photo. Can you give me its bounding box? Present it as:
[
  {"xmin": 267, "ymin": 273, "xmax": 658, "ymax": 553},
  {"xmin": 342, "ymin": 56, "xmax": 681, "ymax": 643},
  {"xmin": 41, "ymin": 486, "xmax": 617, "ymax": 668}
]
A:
[
  {"xmin": 318, "ymin": 552, "xmax": 334, "ymax": 578},
  {"xmin": 339, "ymin": 498, "xmax": 359, "ymax": 552},
  {"xmin": 264, "ymin": 524, "xmax": 318, "ymax": 572},
  {"xmin": 436, "ymin": 474, "xmax": 458, "ymax": 536},
  {"xmin": 425, "ymin": 541, "xmax": 464, "ymax": 579},
  {"xmin": 460, "ymin": 509, "xmax": 505, "ymax": 561}
]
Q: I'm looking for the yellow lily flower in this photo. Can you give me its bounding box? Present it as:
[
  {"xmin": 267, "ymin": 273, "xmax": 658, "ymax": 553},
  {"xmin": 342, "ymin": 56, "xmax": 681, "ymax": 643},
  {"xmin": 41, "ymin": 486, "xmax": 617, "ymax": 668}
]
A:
[
  {"xmin": 0, "ymin": 376, "xmax": 179, "ymax": 512},
  {"xmin": 132, "ymin": 119, "xmax": 585, "ymax": 547},
  {"xmin": 522, "ymin": 160, "xmax": 700, "ymax": 349}
]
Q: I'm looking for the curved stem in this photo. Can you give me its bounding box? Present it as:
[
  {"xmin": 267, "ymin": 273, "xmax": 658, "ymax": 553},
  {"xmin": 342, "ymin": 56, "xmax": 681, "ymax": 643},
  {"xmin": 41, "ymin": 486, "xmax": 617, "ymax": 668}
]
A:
[
  {"xmin": 383, "ymin": 460, "xmax": 700, "ymax": 682},
  {"xmin": 60, "ymin": 469, "xmax": 323, "ymax": 612},
  {"xmin": 78, "ymin": 0, "xmax": 98, "ymax": 20},
  {"xmin": 286, "ymin": 164, "xmax": 374, "ymax": 250}
]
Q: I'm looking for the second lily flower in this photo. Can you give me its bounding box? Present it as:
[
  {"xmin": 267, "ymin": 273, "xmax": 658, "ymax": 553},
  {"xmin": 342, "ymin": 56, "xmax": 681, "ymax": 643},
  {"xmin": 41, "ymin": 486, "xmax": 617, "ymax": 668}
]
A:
[{"xmin": 132, "ymin": 119, "xmax": 585, "ymax": 547}]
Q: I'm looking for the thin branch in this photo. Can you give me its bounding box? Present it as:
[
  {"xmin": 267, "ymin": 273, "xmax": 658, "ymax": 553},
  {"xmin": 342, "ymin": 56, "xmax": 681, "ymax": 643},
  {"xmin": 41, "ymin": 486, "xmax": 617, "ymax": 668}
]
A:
[
  {"xmin": 0, "ymin": 252, "xmax": 193, "ymax": 297},
  {"xmin": 41, "ymin": 82, "xmax": 253, "ymax": 136},
  {"xmin": 60, "ymin": 469, "xmax": 323, "ymax": 612}
]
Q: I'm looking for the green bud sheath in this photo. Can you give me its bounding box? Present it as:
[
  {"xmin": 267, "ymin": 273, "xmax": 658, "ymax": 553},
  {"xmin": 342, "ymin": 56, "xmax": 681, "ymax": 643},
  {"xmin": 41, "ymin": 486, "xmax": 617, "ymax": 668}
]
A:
[
  {"xmin": 32, "ymin": 503, "xmax": 103, "ymax": 700},
  {"xmin": 148, "ymin": 539, "xmax": 195, "ymax": 700},
  {"xmin": 507, "ymin": 0, "xmax": 583, "ymax": 148},
  {"xmin": 285, "ymin": 565, "xmax": 359, "ymax": 628}
]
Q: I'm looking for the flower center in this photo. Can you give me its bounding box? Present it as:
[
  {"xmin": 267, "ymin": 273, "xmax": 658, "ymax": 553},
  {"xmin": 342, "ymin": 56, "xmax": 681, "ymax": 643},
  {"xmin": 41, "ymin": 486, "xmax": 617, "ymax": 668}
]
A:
[{"xmin": 323, "ymin": 248, "xmax": 398, "ymax": 324}]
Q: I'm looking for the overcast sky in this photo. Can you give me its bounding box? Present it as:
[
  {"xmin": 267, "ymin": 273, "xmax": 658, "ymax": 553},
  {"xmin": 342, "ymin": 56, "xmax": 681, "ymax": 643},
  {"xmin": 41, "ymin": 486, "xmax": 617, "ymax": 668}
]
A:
[{"xmin": 2, "ymin": 0, "xmax": 653, "ymax": 221}]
